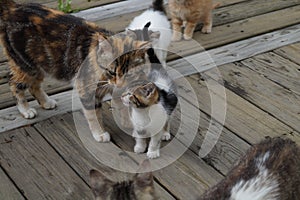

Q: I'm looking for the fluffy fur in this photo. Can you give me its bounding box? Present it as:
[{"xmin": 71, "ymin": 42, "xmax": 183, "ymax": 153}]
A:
[
  {"xmin": 0, "ymin": 0, "xmax": 151, "ymax": 142},
  {"xmin": 169, "ymin": 0, "xmax": 220, "ymax": 41},
  {"xmin": 127, "ymin": 0, "xmax": 171, "ymax": 67},
  {"xmin": 121, "ymin": 48, "xmax": 178, "ymax": 159},
  {"xmin": 199, "ymin": 137, "xmax": 300, "ymax": 200}
]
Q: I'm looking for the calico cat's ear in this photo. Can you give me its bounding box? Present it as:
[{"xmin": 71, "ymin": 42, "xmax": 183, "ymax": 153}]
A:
[
  {"xmin": 90, "ymin": 169, "xmax": 114, "ymax": 197},
  {"xmin": 126, "ymin": 29, "xmax": 138, "ymax": 40},
  {"xmin": 97, "ymin": 35, "xmax": 113, "ymax": 54},
  {"xmin": 148, "ymin": 30, "xmax": 161, "ymax": 42}
]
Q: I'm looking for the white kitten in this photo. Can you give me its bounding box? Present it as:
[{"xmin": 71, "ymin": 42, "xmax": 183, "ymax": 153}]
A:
[{"xmin": 127, "ymin": 0, "xmax": 171, "ymax": 68}]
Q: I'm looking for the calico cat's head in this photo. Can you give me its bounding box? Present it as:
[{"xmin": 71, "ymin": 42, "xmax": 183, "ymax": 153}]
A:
[
  {"xmin": 95, "ymin": 30, "xmax": 153, "ymax": 88},
  {"xmin": 121, "ymin": 81, "xmax": 159, "ymax": 109},
  {"xmin": 89, "ymin": 169, "xmax": 156, "ymax": 200}
]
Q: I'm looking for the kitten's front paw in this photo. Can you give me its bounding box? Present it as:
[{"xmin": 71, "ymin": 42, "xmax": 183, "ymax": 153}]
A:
[
  {"xmin": 20, "ymin": 107, "xmax": 37, "ymax": 119},
  {"xmin": 134, "ymin": 144, "xmax": 147, "ymax": 154},
  {"xmin": 42, "ymin": 99, "xmax": 57, "ymax": 110},
  {"xmin": 162, "ymin": 132, "xmax": 171, "ymax": 141},
  {"xmin": 147, "ymin": 150, "xmax": 160, "ymax": 159},
  {"xmin": 93, "ymin": 132, "xmax": 110, "ymax": 142}
]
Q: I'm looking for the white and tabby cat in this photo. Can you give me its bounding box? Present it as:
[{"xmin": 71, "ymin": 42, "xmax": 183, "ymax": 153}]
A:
[
  {"xmin": 121, "ymin": 48, "xmax": 178, "ymax": 159},
  {"xmin": 127, "ymin": 0, "xmax": 171, "ymax": 68}
]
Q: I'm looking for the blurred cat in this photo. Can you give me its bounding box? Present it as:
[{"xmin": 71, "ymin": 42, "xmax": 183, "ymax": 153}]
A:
[
  {"xmin": 200, "ymin": 137, "xmax": 300, "ymax": 200},
  {"xmin": 169, "ymin": 0, "xmax": 220, "ymax": 41}
]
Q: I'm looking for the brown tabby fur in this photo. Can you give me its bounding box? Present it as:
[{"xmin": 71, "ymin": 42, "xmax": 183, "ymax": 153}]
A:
[
  {"xmin": 0, "ymin": 0, "xmax": 151, "ymax": 142},
  {"xmin": 200, "ymin": 137, "xmax": 300, "ymax": 199},
  {"xmin": 168, "ymin": 0, "xmax": 220, "ymax": 41}
]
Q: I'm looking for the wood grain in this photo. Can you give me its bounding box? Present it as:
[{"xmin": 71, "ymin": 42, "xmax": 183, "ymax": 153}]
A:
[
  {"xmin": 0, "ymin": 167, "xmax": 24, "ymax": 200},
  {"xmin": 0, "ymin": 127, "xmax": 93, "ymax": 199}
]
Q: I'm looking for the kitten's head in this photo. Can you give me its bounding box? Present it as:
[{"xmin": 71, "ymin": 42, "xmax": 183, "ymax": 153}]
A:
[
  {"xmin": 121, "ymin": 81, "xmax": 159, "ymax": 108},
  {"xmin": 89, "ymin": 170, "xmax": 156, "ymax": 200},
  {"xmin": 95, "ymin": 30, "xmax": 153, "ymax": 87}
]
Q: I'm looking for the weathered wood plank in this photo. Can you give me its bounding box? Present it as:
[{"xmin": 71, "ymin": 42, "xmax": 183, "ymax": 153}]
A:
[
  {"xmin": 0, "ymin": 167, "xmax": 24, "ymax": 200},
  {"xmin": 0, "ymin": 90, "xmax": 77, "ymax": 133},
  {"xmin": 184, "ymin": 74, "xmax": 300, "ymax": 145},
  {"xmin": 219, "ymin": 62, "xmax": 300, "ymax": 133},
  {"xmin": 168, "ymin": 24, "xmax": 300, "ymax": 77},
  {"xmin": 241, "ymin": 52, "xmax": 300, "ymax": 95},
  {"xmin": 274, "ymin": 42, "xmax": 300, "ymax": 65},
  {"xmin": 0, "ymin": 127, "xmax": 93, "ymax": 199},
  {"xmin": 34, "ymin": 112, "xmax": 175, "ymax": 199}
]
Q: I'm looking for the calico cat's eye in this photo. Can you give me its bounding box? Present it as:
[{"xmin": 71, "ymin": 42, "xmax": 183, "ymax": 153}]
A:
[{"xmin": 107, "ymin": 70, "xmax": 116, "ymax": 76}]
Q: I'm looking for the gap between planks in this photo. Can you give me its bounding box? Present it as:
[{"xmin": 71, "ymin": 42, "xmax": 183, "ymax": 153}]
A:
[{"xmin": 0, "ymin": 24, "xmax": 299, "ymax": 133}]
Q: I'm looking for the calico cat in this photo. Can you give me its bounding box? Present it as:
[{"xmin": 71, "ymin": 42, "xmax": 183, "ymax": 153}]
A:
[
  {"xmin": 199, "ymin": 137, "xmax": 300, "ymax": 200},
  {"xmin": 168, "ymin": 0, "xmax": 220, "ymax": 41},
  {"xmin": 121, "ymin": 48, "xmax": 178, "ymax": 159},
  {"xmin": 127, "ymin": 0, "xmax": 172, "ymax": 68},
  {"xmin": 0, "ymin": 0, "xmax": 151, "ymax": 142},
  {"xmin": 90, "ymin": 161, "xmax": 157, "ymax": 200}
]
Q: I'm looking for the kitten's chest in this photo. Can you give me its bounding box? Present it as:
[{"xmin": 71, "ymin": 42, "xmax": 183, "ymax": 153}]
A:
[{"xmin": 131, "ymin": 104, "xmax": 167, "ymax": 133}]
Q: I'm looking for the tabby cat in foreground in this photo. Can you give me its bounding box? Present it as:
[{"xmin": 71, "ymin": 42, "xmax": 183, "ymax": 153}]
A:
[
  {"xmin": 0, "ymin": 0, "xmax": 151, "ymax": 142},
  {"xmin": 169, "ymin": 0, "xmax": 220, "ymax": 41}
]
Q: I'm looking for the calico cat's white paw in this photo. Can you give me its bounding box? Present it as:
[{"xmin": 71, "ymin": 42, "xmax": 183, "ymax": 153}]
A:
[
  {"xmin": 162, "ymin": 132, "xmax": 171, "ymax": 141},
  {"xmin": 147, "ymin": 150, "xmax": 160, "ymax": 159},
  {"xmin": 20, "ymin": 108, "xmax": 37, "ymax": 119},
  {"xmin": 93, "ymin": 132, "xmax": 110, "ymax": 142},
  {"xmin": 134, "ymin": 144, "xmax": 147, "ymax": 153},
  {"xmin": 42, "ymin": 99, "xmax": 57, "ymax": 110}
]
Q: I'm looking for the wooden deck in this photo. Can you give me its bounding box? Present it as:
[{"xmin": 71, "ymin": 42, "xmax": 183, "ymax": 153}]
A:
[{"xmin": 0, "ymin": 0, "xmax": 300, "ymax": 199}]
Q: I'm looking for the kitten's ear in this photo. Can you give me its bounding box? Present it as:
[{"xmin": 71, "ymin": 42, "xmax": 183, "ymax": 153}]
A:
[
  {"xmin": 144, "ymin": 83, "xmax": 156, "ymax": 96},
  {"xmin": 90, "ymin": 169, "xmax": 114, "ymax": 197}
]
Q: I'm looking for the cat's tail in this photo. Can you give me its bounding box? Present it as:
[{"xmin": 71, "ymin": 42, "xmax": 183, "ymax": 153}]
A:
[
  {"xmin": 152, "ymin": 0, "xmax": 166, "ymax": 13},
  {"xmin": 0, "ymin": 0, "xmax": 16, "ymax": 14}
]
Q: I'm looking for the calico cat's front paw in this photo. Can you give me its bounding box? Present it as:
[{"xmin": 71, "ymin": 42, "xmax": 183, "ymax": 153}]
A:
[
  {"xmin": 162, "ymin": 132, "xmax": 171, "ymax": 141},
  {"xmin": 20, "ymin": 107, "xmax": 37, "ymax": 119},
  {"xmin": 42, "ymin": 99, "xmax": 57, "ymax": 110},
  {"xmin": 147, "ymin": 150, "xmax": 160, "ymax": 159},
  {"xmin": 92, "ymin": 132, "xmax": 110, "ymax": 142}
]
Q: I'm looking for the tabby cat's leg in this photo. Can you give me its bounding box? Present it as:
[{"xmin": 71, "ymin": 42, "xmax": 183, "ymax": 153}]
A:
[
  {"xmin": 9, "ymin": 67, "xmax": 37, "ymax": 119},
  {"xmin": 147, "ymin": 131, "xmax": 163, "ymax": 159},
  {"xmin": 171, "ymin": 18, "xmax": 183, "ymax": 41},
  {"xmin": 82, "ymin": 107, "xmax": 110, "ymax": 142},
  {"xmin": 201, "ymin": 12, "xmax": 213, "ymax": 33},
  {"xmin": 183, "ymin": 21, "xmax": 197, "ymax": 40},
  {"xmin": 10, "ymin": 82, "xmax": 37, "ymax": 119},
  {"xmin": 29, "ymin": 78, "xmax": 57, "ymax": 110}
]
